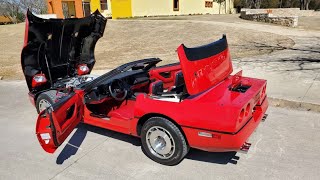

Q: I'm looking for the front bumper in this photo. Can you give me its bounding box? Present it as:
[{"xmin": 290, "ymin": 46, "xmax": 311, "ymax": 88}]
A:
[{"xmin": 182, "ymin": 97, "xmax": 268, "ymax": 152}]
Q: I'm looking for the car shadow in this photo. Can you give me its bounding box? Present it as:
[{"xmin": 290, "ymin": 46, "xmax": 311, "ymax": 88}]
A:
[
  {"xmin": 56, "ymin": 124, "xmax": 239, "ymax": 165},
  {"xmin": 56, "ymin": 123, "xmax": 140, "ymax": 165},
  {"xmin": 56, "ymin": 125, "xmax": 88, "ymax": 164},
  {"xmin": 185, "ymin": 149, "xmax": 239, "ymax": 165}
]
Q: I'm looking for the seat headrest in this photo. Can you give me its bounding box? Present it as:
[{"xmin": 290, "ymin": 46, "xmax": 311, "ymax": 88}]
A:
[
  {"xmin": 174, "ymin": 70, "xmax": 184, "ymax": 88},
  {"xmin": 149, "ymin": 80, "xmax": 163, "ymax": 96}
]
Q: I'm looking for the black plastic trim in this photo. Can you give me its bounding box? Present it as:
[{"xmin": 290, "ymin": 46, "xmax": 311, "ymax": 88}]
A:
[{"xmin": 182, "ymin": 35, "xmax": 228, "ymax": 61}]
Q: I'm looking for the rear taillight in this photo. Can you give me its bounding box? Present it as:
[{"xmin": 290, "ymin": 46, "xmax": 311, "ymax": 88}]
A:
[
  {"xmin": 239, "ymin": 103, "xmax": 252, "ymax": 123},
  {"xmin": 245, "ymin": 103, "xmax": 251, "ymax": 117},
  {"xmin": 32, "ymin": 74, "xmax": 47, "ymax": 88},
  {"xmin": 77, "ymin": 64, "xmax": 90, "ymax": 75},
  {"xmin": 238, "ymin": 109, "xmax": 245, "ymax": 123}
]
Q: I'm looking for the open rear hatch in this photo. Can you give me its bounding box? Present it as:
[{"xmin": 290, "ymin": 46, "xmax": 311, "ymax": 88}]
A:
[
  {"xmin": 21, "ymin": 10, "xmax": 107, "ymax": 91},
  {"xmin": 177, "ymin": 35, "xmax": 233, "ymax": 95}
]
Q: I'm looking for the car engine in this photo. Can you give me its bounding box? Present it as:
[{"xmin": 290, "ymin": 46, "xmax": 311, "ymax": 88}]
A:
[{"xmin": 54, "ymin": 75, "xmax": 98, "ymax": 89}]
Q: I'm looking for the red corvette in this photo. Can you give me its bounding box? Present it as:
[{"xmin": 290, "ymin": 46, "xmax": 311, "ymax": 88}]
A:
[{"xmin": 22, "ymin": 11, "xmax": 268, "ymax": 165}]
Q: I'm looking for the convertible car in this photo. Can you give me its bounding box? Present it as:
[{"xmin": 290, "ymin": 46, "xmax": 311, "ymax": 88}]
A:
[{"xmin": 21, "ymin": 11, "xmax": 268, "ymax": 165}]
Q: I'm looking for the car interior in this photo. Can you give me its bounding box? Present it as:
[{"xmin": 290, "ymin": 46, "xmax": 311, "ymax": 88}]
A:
[{"xmin": 83, "ymin": 61, "xmax": 188, "ymax": 117}]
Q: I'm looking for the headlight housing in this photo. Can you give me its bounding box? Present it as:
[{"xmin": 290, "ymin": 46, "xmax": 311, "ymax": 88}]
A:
[
  {"xmin": 77, "ymin": 64, "xmax": 90, "ymax": 75},
  {"xmin": 32, "ymin": 74, "xmax": 47, "ymax": 88}
]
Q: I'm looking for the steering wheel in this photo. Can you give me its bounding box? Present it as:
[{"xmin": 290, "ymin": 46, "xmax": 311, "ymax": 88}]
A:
[{"xmin": 108, "ymin": 79, "xmax": 128, "ymax": 101}]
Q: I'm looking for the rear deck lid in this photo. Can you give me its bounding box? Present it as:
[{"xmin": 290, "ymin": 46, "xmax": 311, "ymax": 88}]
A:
[
  {"xmin": 21, "ymin": 10, "xmax": 107, "ymax": 91},
  {"xmin": 177, "ymin": 35, "xmax": 233, "ymax": 95}
]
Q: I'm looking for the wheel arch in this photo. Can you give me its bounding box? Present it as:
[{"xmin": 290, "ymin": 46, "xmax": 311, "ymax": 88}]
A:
[
  {"xmin": 34, "ymin": 89, "xmax": 56, "ymax": 102},
  {"xmin": 136, "ymin": 113, "xmax": 189, "ymax": 145}
]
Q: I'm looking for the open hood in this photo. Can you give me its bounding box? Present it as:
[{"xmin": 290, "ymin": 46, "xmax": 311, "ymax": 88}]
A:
[
  {"xmin": 177, "ymin": 35, "xmax": 233, "ymax": 95},
  {"xmin": 21, "ymin": 10, "xmax": 107, "ymax": 91}
]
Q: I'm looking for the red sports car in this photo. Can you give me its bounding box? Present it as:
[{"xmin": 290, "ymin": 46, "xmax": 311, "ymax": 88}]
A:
[{"xmin": 22, "ymin": 11, "xmax": 268, "ymax": 165}]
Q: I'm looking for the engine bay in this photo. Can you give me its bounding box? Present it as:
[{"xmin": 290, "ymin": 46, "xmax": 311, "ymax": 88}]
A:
[{"xmin": 53, "ymin": 75, "xmax": 98, "ymax": 89}]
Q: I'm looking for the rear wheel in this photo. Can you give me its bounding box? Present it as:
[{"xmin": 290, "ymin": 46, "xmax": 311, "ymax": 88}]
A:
[
  {"xmin": 141, "ymin": 117, "xmax": 189, "ymax": 165},
  {"xmin": 36, "ymin": 91, "xmax": 57, "ymax": 113}
]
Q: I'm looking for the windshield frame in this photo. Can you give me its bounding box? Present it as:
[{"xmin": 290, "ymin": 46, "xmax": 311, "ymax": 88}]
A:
[{"xmin": 79, "ymin": 58, "xmax": 161, "ymax": 92}]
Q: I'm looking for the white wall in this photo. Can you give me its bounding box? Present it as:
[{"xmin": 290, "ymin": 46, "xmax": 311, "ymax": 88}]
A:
[
  {"xmin": 131, "ymin": 0, "xmax": 234, "ymax": 17},
  {"xmin": 131, "ymin": 0, "xmax": 179, "ymax": 17}
]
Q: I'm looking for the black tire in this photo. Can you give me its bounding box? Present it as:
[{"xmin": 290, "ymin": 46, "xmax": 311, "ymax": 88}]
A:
[
  {"xmin": 35, "ymin": 90, "xmax": 57, "ymax": 114},
  {"xmin": 141, "ymin": 117, "xmax": 189, "ymax": 166}
]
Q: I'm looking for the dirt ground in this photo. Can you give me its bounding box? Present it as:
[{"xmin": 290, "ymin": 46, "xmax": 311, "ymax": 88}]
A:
[
  {"xmin": 297, "ymin": 16, "xmax": 320, "ymax": 31},
  {"xmin": 2, "ymin": 14, "xmax": 318, "ymax": 80}
]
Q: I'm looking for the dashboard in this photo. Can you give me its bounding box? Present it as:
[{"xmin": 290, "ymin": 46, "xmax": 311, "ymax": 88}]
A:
[{"xmin": 84, "ymin": 69, "xmax": 150, "ymax": 104}]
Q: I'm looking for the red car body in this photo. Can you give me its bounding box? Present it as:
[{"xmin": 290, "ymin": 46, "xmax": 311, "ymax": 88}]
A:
[{"xmin": 22, "ymin": 11, "xmax": 268, "ymax": 165}]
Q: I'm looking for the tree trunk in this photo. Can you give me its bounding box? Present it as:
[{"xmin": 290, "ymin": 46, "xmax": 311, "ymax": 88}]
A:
[
  {"xmin": 225, "ymin": 1, "xmax": 227, "ymax": 14},
  {"xmin": 300, "ymin": 0, "xmax": 311, "ymax": 10},
  {"xmin": 305, "ymin": 0, "xmax": 310, "ymax": 10},
  {"xmin": 300, "ymin": 0, "xmax": 305, "ymax": 10}
]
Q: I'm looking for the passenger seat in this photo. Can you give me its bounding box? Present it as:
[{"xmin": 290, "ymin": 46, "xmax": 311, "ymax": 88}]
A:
[
  {"xmin": 149, "ymin": 80, "xmax": 164, "ymax": 96},
  {"xmin": 170, "ymin": 70, "xmax": 185, "ymax": 93}
]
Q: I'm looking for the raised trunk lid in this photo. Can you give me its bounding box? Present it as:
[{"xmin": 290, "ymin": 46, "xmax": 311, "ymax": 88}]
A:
[{"xmin": 177, "ymin": 35, "xmax": 233, "ymax": 95}]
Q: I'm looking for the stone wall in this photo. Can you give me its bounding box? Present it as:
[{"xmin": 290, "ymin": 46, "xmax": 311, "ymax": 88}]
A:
[
  {"xmin": 241, "ymin": 8, "xmax": 317, "ymax": 17},
  {"xmin": 240, "ymin": 10, "xmax": 298, "ymax": 27}
]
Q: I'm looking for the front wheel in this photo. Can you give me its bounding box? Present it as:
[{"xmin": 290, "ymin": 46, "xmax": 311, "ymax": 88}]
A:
[
  {"xmin": 141, "ymin": 117, "xmax": 189, "ymax": 166},
  {"xmin": 36, "ymin": 90, "xmax": 57, "ymax": 113}
]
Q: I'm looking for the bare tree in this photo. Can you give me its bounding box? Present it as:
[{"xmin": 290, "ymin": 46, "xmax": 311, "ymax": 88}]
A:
[
  {"xmin": 236, "ymin": 0, "xmax": 262, "ymax": 8},
  {"xmin": 0, "ymin": 0, "xmax": 19, "ymax": 15},
  {"xmin": 0, "ymin": 0, "xmax": 47, "ymax": 23},
  {"xmin": 20, "ymin": 0, "xmax": 47, "ymax": 14},
  {"xmin": 236, "ymin": 0, "xmax": 319, "ymax": 9},
  {"xmin": 250, "ymin": 0, "xmax": 262, "ymax": 8},
  {"xmin": 0, "ymin": 0, "xmax": 23, "ymax": 23},
  {"xmin": 0, "ymin": 0, "xmax": 47, "ymax": 15},
  {"xmin": 217, "ymin": 0, "xmax": 226, "ymax": 14}
]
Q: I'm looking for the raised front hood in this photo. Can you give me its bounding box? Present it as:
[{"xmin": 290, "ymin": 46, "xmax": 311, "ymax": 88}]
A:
[{"xmin": 21, "ymin": 10, "xmax": 107, "ymax": 91}]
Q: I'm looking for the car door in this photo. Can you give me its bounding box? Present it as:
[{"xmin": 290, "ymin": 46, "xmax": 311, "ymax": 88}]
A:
[{"xmin": 36, "ymin": 92, "xmax": 83, "ymax": 153}]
